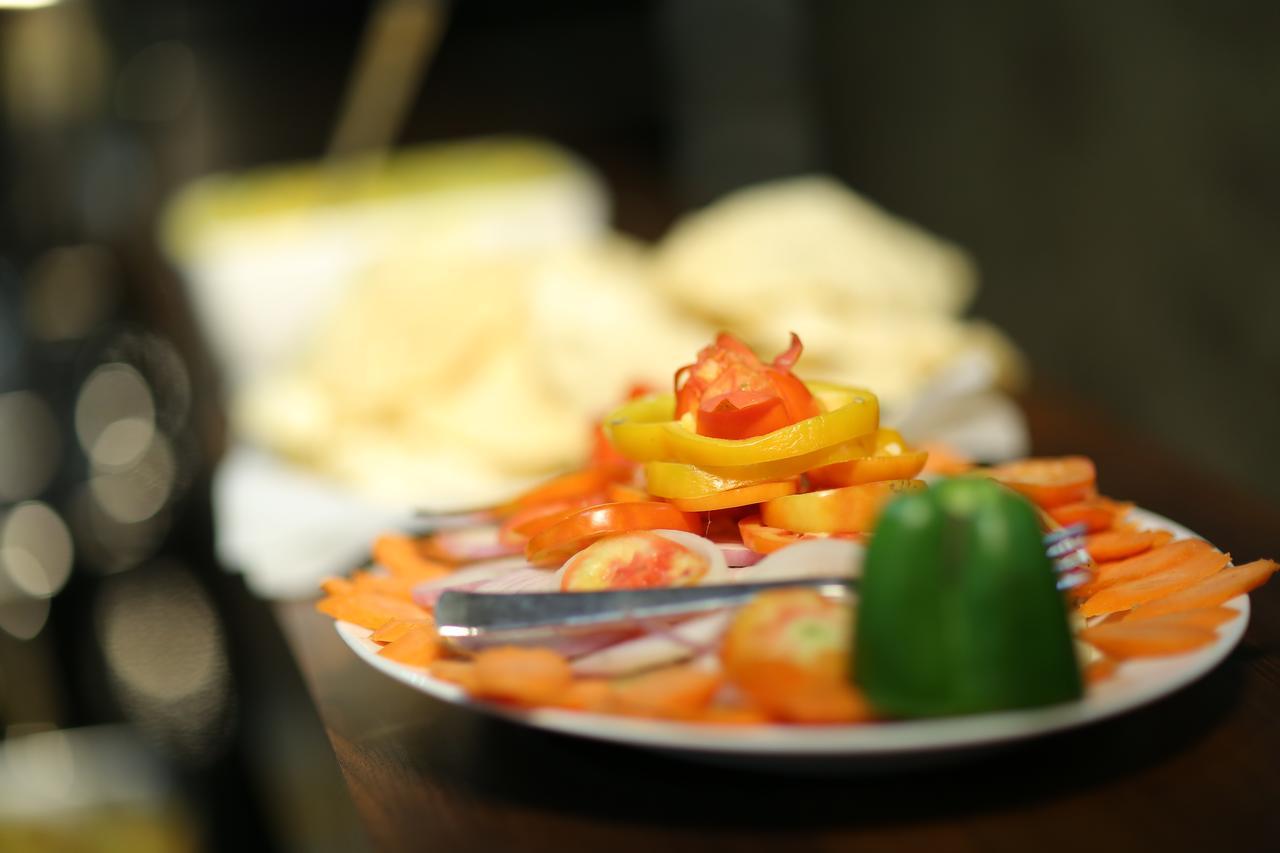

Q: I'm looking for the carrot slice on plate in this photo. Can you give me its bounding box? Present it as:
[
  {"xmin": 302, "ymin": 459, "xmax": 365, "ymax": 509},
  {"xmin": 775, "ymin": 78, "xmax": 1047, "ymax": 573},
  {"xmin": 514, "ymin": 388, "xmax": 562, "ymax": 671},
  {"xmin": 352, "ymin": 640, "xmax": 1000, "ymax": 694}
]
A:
[
  {"xmin": 1082, "ymin": 538, "xmax": 1215, "ymax": 594},
  {"xmin": 695, "ymin": 706, "xmax": 773, "ymax": 725},
  {"xmin": 1084, "ymin": 657, "xmax": 1119, "ymax": 684},
  {"xmin": 1077, "ymin": 547, "xmax": 1231, "ymax": 617},
  {"xmin": 1125, "ymin": 559, "xmax": 1279, "ymax": 621},
  {"xmin": 352, "ymin": 569, "xmax": 420, "ymax": 601},
  {"xmin": 1048, "ymin": 498, "xmax": 1134, "ymax": 532},
  {"xmin": 606, "ymin": 665, "xmax": 723, "ymax": 720},
  {"xmin": 428, "ymin": 659, "xmax": 479, "ymax": 692},
  {"xmin": 472, "ymin": 647, "xmax": 574, "ymax": 706},
  {"xmin": 1113, "ymin": 607, "xmax": 1239, "ymax": 632},
  {"xmin": 378, "ymin": 624, "xmax": 442, "ymax": 667},
  {"xmin": 1079, "ymin": 619, "xmax": 1217, "ymax": 659},
  {"xmin": 320, "ymin": 576, "xmax": 356, "ymax": 597},
  {"xmin": 554, "ymin": 679, "xmax": 613, "ymax": 712},
  {"xmin": 1086, "ymin": 529, "xmax": 1174, "ymax": 563},
  {"xmin": 315, "ymin": 592, "xmax": 430, "ymax": 631},
  {"xmin": 373, "ymin": 534, "xmax": 452, "ymax": 581},
  {"xmin": 370, "ymin": 617, "xmax": 434, "ymax": 645},
  {"xmin": 985, "ymin": 456, "xmax": 1097, "ymax": 509}
]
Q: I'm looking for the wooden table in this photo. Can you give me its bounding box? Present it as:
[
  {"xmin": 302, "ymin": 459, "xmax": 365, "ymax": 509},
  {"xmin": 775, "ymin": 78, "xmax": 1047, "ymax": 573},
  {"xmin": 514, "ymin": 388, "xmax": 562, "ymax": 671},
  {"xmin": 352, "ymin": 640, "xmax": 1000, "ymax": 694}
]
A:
[{"xmin": 272, "ymin": 388, "xmax": 1280, "ymax": 852}]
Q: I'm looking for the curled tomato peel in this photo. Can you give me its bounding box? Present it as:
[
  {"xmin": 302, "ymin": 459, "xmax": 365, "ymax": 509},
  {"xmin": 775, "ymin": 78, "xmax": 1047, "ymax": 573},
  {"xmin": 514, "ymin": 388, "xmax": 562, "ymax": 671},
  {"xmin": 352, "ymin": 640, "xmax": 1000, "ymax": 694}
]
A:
[{"xmin": 673, "ymin": 332, "xmax": 818, "ymax": 440}]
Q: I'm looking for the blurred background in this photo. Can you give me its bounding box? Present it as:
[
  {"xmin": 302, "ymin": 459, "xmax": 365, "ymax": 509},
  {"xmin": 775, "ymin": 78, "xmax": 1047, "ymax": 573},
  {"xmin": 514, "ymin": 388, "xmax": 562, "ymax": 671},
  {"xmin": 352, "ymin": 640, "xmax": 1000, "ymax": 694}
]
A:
[{"xmin": 0, "ymin": 0, "xmax": 1276, "ymax": 849}]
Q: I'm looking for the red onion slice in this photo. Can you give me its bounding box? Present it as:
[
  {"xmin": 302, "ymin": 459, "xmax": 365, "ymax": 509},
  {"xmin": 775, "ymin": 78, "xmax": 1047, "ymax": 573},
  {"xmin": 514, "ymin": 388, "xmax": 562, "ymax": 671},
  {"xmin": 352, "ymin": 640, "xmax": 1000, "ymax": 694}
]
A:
[
  {"xmin": 425, "ymin": 526, "xmax": 523, "ymax": 563},
  {"xmin": 735, "ymin": 537, "xmax": 865, "ymax": 583},
  {"xmin": 716, "ymin": 541, "xmax": 763, "ymax": 568},
  {"xmin": 411, "ymin": 556, "xmax": 534, "ymax": 607},
  {"xmin": 571, "ymin": 611, "xmax": 733, "ymax": 677}
]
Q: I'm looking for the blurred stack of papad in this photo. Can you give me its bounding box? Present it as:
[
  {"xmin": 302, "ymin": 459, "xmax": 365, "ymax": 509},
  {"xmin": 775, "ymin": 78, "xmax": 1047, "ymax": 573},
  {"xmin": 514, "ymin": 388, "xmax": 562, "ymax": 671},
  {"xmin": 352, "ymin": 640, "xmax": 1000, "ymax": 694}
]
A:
[
  {"xmin": 652, "ymin": 176, "xmax": 1023, "ymax": 409},
  {"xmin": 166, "ymin": 142, "xmax": 1023, "ymax": 512}
]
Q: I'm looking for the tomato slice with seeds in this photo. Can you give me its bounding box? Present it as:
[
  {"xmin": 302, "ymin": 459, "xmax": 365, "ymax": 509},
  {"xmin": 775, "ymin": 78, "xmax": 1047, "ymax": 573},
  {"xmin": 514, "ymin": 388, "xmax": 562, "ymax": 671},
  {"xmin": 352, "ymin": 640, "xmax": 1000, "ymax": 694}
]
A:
[
  {"xmin": 986, "ymin": 456, "xmax": 1098, "ymax": 509},
  {"xmin": 559, "ymin": 531, "xmax": 710, "ymax": 591}
]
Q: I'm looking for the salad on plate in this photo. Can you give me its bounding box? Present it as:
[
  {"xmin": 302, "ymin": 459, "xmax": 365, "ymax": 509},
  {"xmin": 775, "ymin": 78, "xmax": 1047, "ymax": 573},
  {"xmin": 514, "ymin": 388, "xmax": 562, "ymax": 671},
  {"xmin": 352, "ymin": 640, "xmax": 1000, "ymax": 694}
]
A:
[{"xmin": 315, "ymin": 332, "xmax": 1277, "ymax": 730}]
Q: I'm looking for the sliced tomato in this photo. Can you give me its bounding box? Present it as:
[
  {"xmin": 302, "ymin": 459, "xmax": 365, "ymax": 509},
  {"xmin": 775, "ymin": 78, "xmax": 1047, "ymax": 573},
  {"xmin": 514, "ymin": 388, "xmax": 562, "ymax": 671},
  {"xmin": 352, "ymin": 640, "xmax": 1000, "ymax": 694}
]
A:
[
  {"xmin": 559, "ymin": 531, "xmax": 710, "ymax": 591},
  {"xmin": 525, "ymin": 501, "xmax": 702, "ymax": 566},
  {"xmin": 671, "ymin": 479, "xmax": 799, "ymax": 513},
  {"xmin": 739, "ymin": 515, "xmax": 816, "ymax": 555},
  {"xmin": 761, "ymin": 480, "xmax": 926, "ymax": 534},
  {"xmin": 986, "ymin": 456, "xmax": 1097, "ymax": 509}
]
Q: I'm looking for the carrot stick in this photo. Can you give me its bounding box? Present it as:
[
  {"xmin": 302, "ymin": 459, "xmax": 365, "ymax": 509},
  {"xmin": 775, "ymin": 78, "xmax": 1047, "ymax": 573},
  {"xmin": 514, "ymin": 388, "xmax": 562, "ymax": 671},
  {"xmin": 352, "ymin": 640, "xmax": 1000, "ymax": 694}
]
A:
[
  {"xmin": 1125, "ymin": 559, "xmax": 1278, "ymax": 621},
  {"xmin": 1085, "ymin": 529, "xmax": 1174, "ymax": 562},
  {"xmin": 1140, "ymin": 607, "xmax": 1240, "ymax": 631},
  {"xmin": 370, "ymin": 617, "xmax": 434, "ymax": 644},
  {"xmin": 1079, "ymin": 620, "xmax": 1217, "ymax": 659},
  {"xmin": 315, "ymin": 592, "xmax": 430, "ymax": 631},
  {"xmin": 1081, "ymin": 538, "xmax": 1216, "ymax": 595},
  {"xmin": 472, "ymin": 647, "xmax": 573, "ymax": 706},
  {"xmin": 1078, "ymin": 548, "xmax": 1230, "ymax": 617},
  {"xmin": 320, "ymin": 576, "xmax": 356, "ymax": 596},
  {"xmin": 373, "ymin": 534, "xmax": 452, "ymax": 581},
  {"xmin": 377, "ymin": 624, "xmax": 442, "ymax": 667},
  {"xmin": 1084, "ymin": 657, "xmax": 1119, "ymax": 685},
  {"xmin": 606, "ymin": 665, "xmax": 723, "ymax": 720},
  {"xmin": 352, "ymin": 570, "xmax": 419, "ymax": 601},
  {"xmin": 554, "ymin": 679, "xmax": 613, "ymax": 713},
  {"xmin": 428, "ymin": 660, "xmax": 479, "ymax": 692},
  {"xmin": 695, "ymin": 706, "xmax": 773, "ymax": 725}
]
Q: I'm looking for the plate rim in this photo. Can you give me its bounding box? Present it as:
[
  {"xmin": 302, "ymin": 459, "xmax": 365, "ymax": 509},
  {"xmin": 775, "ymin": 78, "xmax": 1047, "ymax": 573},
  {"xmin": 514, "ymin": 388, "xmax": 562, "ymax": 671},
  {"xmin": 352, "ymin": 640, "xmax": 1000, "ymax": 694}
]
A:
[{"xmin": 333, "ymin": 507, "xmax": 1250, "ymax": 757}]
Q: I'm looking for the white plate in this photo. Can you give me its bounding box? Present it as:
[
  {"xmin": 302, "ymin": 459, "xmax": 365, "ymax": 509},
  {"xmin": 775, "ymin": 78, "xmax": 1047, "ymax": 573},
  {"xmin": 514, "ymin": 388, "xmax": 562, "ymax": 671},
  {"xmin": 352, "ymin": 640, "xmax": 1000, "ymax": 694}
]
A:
[{"xmin": 334, "ymin": 509, "xmax": 1249, "ymax": 762}]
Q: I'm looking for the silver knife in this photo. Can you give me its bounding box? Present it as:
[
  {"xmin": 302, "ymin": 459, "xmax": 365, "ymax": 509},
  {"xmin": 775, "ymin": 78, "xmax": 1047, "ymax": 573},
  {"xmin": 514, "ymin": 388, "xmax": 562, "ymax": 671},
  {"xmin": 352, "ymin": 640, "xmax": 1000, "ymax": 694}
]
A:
[{"xmin": 435, "ymin": 576, "xmax": 855, "ymax": 647}]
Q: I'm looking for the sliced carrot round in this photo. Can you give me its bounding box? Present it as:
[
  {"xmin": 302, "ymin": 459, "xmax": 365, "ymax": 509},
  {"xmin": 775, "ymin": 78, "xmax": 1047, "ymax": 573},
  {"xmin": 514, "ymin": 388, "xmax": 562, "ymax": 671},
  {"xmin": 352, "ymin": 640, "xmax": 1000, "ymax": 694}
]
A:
[{"xmin": 986, "ymin": 456, "xmax": 1097, "ymax": 509}]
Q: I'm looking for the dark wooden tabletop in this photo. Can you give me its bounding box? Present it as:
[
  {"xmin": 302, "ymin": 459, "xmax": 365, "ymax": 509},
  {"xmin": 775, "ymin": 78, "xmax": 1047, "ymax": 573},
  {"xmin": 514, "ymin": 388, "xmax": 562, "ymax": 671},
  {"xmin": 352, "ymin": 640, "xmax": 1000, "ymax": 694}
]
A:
[{"xmin": 272, "ymin": 386, "xmax": 1280, "ymax": 853}]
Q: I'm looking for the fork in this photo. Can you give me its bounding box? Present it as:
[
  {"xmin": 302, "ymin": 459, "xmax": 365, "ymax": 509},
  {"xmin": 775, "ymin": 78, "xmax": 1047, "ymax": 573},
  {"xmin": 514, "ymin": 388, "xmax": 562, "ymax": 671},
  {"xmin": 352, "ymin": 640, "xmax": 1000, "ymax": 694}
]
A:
[{"xmin": 436, "ymin": 526, "xmax": 1095, "ymax": 650}]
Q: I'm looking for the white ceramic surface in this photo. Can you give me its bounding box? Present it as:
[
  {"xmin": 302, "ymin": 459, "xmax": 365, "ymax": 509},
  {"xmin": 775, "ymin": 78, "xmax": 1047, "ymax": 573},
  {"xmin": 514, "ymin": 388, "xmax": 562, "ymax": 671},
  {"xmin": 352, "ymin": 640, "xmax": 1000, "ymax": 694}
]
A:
[{"xmin": 334, "ymin": 508, "xmax": 1249, "ymax": 760}]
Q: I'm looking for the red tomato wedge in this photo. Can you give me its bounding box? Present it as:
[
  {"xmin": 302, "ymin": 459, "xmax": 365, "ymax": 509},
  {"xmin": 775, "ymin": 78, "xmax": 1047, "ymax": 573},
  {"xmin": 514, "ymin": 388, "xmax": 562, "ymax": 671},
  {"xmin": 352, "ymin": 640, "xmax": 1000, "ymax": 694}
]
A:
[
  {"xmin": 525, "ymin": 501, "xmax": 702, "ymax": 566},
  {"xmin": 674, "ymin": 332, "xmax": 819, "ymax": 440},
  {"xmin": 986, "ymin": 456, "xmax": 1098, "ymax": 508}
]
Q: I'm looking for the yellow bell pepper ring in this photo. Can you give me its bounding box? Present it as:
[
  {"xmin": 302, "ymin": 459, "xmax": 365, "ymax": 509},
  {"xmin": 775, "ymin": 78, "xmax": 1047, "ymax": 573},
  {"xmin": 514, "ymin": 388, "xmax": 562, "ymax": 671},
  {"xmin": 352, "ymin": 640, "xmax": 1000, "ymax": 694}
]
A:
[
  {"xmin": 604, "ymin": 381, "xmax": 880, "ymax": 469},
  {"xmin": 670, "ymin": 479, "xmax": 799, "ymax": 512},
  {"xmin": 643, "ymin": 434, "xmax": 878, "ymax": 499}
]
